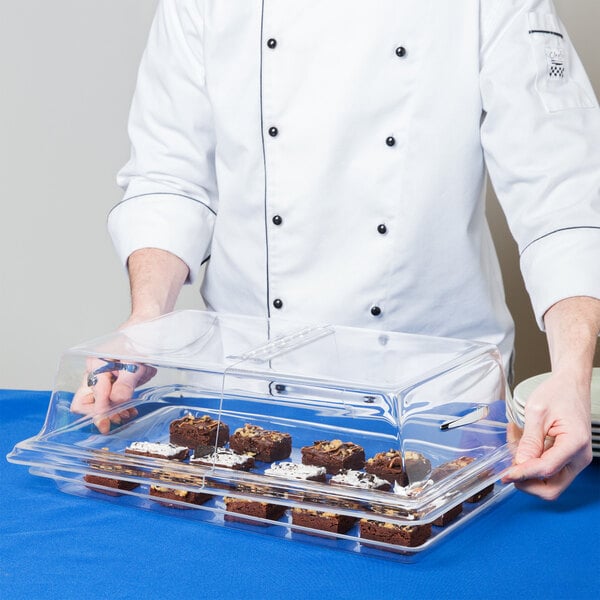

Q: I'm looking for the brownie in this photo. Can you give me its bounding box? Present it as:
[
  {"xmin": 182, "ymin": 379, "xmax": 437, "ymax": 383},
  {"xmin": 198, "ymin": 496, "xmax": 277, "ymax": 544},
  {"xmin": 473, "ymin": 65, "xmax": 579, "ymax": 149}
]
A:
[
  {"xmin": 359, "ymin": 519, "xmax": 432, "ymax": 548},
  {"xmin": 149, "ymin": 485, "xmax": 212, "ymax": 508},
  {"xmin": 84, "ymin": 448, "xmax": 141, "ymax": 496},
  {"xmin": 169, "ymin": 414, "xmax": 229, "ymax": 448},
  {"xmin": 430, "ymin": 456, "xmax": 475, "ymax": 482},
  {"xmin": 191, "ymin": 447, "xmax": 255, "ymax": 471},
  {"xmin": 224, "ymin": 497, "xmax": 287, "ymax": 525},
  {"xmin": 301, "ymin": 439, "xmax": 365, "ymax": 474},
  {"xmin": 430, "ymin": 456, "xmax": 493, "ymax": 503},
  {"xmin": 433, "ymin": 503, "xmax": 463, "ymax": 526},
  {"xmin": 125, "ymin": 441, "xmax": 189, "ymax": 461},
  {"xmin": 263, "ymin": 462, "xmax": 326, "ymax": 482},
  {"xmin": 83, "ymin": 473, "xmax": 140, "ymax": 496},
  {"xmin": 229, "ymin": 424, "xmax": 292, "ymax": 462},
  {"xmin": 148, "ymin": 469, "xmax": 212, "ymax": 508},
  {"xmin": 365, "ymin": 450, "xmax": 407, "ymax": 485},
  {"xmin": 465, "ymin": 484, "xmax": 494, "ymax": 503},
  {"xmin": 403, "ymin": 451, "xmax": 432, "ymax": 483},
  {"xmin": 330, "ymin": 469, "xmax": 391, "ymax": 492},
  {"xmin": 291, "ymin": 509, "xmax": 356, "ymax": 535}
]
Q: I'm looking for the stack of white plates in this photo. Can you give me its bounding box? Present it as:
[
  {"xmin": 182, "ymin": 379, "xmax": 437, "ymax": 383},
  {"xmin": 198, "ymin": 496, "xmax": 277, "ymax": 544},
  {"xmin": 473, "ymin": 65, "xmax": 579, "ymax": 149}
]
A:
[{"xmin": 511, "ymin": 368, "xmax": 600, "ymax": 458}]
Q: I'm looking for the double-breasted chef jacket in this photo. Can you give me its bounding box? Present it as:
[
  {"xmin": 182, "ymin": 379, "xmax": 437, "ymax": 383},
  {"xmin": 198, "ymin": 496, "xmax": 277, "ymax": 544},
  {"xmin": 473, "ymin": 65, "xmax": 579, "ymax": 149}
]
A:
[{"xmin": 109, "ymin": 0, "xmax": 600, "ymax": 372}]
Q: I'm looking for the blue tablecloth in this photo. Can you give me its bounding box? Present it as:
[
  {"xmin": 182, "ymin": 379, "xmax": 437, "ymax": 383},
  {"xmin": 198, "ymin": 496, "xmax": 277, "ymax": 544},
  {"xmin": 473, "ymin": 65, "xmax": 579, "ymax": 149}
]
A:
[{"xmin": 1, "ymin": 390, "xmax": 599, "ymax": 600}]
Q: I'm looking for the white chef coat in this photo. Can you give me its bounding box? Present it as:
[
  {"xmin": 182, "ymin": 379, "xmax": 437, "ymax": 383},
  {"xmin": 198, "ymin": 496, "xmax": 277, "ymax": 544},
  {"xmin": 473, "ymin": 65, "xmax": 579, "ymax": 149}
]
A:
[{"xmin": 108, "ymin": 0, "xmax": 600, "ymax": 371}]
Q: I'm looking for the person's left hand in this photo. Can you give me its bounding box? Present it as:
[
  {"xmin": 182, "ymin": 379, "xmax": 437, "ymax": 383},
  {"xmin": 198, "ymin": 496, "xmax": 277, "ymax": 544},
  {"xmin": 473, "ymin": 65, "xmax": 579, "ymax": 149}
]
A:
[
  {"xmin": 71, "ymin": 357, "xmax": 156, "ymax": 434},
  {"xmin": 503, "ymin": 370, "xmax": 592, "ymax": 500}
]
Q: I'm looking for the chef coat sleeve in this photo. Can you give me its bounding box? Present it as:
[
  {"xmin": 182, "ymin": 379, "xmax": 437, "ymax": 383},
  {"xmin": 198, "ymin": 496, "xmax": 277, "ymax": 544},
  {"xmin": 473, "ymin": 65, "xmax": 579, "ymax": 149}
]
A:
[
  {"xmin": 108, "ymin": 0, "xmax": 217, "ymax": 284},
  {"xmin": 479, "ymin": 0, "xmax": 600, "ymax": 329}
]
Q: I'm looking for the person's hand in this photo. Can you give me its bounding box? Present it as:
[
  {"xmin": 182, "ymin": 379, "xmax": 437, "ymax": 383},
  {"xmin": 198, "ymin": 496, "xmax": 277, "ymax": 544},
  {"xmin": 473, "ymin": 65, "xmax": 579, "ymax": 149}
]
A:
[
  {"xmin": 70, "ymin": 317, "xmax": 157, "ymax": 433},
  {"xmin": 503, "ymin": 371, "xmax": 592, "ymax": 500}
]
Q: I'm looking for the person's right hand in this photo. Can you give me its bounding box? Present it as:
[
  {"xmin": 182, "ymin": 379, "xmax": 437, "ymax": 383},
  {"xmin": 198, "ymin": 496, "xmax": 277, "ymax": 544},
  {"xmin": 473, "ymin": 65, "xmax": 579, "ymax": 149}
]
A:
[{"xmin": 70, "ymin": 317, "xmax": 157, "ymax": 433}]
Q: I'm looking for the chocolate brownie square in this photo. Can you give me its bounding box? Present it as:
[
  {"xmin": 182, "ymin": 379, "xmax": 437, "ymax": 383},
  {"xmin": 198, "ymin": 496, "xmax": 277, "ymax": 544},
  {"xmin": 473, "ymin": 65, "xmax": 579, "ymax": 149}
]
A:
[
  {"xmin": 359, "ymin": 519, "xmax": 432, "ymax": 548},
  {"xmin": 291, "ymin": 509, "xmax": 356, "ymax": 535},
  {"xmin": 190, "ymin": 447, "xmax": 255, "ymax": 471},
  {"xmin": 229, "ymin": 424, "xmax": 292, "ymax": 462},
  {"xmin": 169, "ymin": 414, "xmax": 229, "ymax": 448},
  {"xmin": 301, "ymin": 439, "xmax": 365, "ymax": 474},
  {"xmin": 223, "ymin": 497, "xmax": 287, "ymax": 525},
  {"xmin": 431, "ymin": 456, "xmax": 493, "ymax": 502},
  {"xmin": 403, "ymin": 451, "xmax": 432, "ymax": 483},
  {"xmin": 432, "ymin": 503, "xmax": 463, "ymax": 526},
  {"xmin": 125, "ymin": 441, "xmax": 189, "ymax": 461},
  {"xmin": 83, "ymin": 472, "xmax": 140, "ymax": 496},
  {"xmin": 430, "ymin": 456, "xmax": 475, "ymax": 482},
  {"xmin": 84, "ymin": 448, "xmax": 141, "ymax": 496},
  {"xmin": 365, "ymin": 450, "xmax": 407, "ymax": 485},
  {"xmin": 465, "ymin": 484, "xmax": 494, "ymax": 503},
  {"xmin": 148, "ymin": 470, "xmax": 212, "ymax": 508},
  {"xmin": 149, "ymin": 485, "xmax": 212, "ymax": 508}
]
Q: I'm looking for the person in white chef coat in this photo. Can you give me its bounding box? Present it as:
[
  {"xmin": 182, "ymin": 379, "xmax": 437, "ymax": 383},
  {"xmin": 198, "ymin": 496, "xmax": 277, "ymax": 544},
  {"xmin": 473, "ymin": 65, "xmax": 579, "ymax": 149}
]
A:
[{"xmin": 72, "ymin": 0, "xmax": 600, "ymax": 500}]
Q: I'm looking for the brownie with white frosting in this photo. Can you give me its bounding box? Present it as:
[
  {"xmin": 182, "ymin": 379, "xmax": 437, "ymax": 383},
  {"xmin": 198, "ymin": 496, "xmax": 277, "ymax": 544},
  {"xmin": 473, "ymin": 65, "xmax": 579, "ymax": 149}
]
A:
[
  {"xmin": 330, "ymin": 469, "xmax": 391, "ymax": 492},
  {"xmin": 125, "ymin": 441, "xmax": 189, "ymax": 461},
  {"xmin": 190, "ymin": 447, "xmax": 255, "ymax": 471},
  {"xmin": 263, "ymin": 462, "xmax": 326, "ymax": 483}
]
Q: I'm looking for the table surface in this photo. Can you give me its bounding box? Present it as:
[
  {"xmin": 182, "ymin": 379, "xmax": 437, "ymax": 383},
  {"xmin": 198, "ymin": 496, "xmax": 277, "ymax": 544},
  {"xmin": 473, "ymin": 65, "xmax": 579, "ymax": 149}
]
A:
[{"xmin": 2, "ymin": 390, "xmax": 599, "ymax": 600}]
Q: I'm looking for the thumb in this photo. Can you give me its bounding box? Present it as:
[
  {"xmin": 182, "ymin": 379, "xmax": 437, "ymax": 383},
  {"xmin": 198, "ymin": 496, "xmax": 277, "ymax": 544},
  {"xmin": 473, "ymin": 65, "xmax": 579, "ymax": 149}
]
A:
[{"xmin": 515, "ymin": 417, "xmax": 545, "ymax": 464}]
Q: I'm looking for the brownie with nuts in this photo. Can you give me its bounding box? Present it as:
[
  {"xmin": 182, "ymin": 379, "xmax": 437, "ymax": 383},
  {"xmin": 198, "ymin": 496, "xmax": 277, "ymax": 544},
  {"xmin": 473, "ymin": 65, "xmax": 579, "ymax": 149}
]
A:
[
  {"xmin": 291, "ymin": 509, "xmax": 356, "ymax": 535},
  {"xmin": 403, "ymin": 451, "xmax": 432, "ymax": 483},
  {"xmin": 150, "ymin": 485, "xmax": 212, "ymax": 508},
  {"xmin": 148, "ymin": 470, "xmax": 211, "ymax": 508},
  {"xmin": 190, "ymin": 447, "xmax": 255, "ymax": 471},
  {"xmin": 365, "ymin": 450, "xmax": 407, "ymax": 485},
  {"xmin": 301, "ymin": 439, "xmax": 365, "ymax": 474},
  {"xmin": 229, "ymin": 423, "xmax": 292, "ymax": 462},
  {"xmin": 359, "ymin": 519, "xmax": 432, "ymax": 548},
  {"xmin": 125, "ymin": 441, "xmax": 189, "ymax": 461},
  {"xmin": 365, "ymin": 449, "xmax": 431, "ymax": 486},
  {"xmin": 84, "ymin": 448, "xmax": 140, "ymax": 496},
  {"xmin": 430, "ymin": 456, "xmax": 493, "ymax": 503},
  {"xmin": 169, "ymin": 414, "xmax": 229, "ymax": 449},
  {"xmin": 430, "ymin": 456, "xmax": 475, "ymax": 482}
]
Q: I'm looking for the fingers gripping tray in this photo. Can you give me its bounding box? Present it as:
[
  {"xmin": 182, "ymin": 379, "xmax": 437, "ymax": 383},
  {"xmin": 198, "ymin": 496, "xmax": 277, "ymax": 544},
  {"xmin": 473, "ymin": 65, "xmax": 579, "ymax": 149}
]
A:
[{"xmin": 8, "ymin": 310, "xmax": 514, "ymax": 560}]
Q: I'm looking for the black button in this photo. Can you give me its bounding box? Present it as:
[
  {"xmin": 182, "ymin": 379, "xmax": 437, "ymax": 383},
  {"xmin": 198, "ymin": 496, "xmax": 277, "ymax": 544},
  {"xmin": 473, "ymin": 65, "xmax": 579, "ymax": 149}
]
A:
[
  {"xmin": 377, "ymin": 224, "xmax": 387, "ymax": 234},
  {"xmin": 268, "ymin": 126, "xmax": 279, "ymax": 137},
  {"xmin": 370, "ymin": 306, "xmax": 382, "ymax": 317},
  {"xmin": 274, "ymin": 383, "xmax": 286, "ymax": 392},
  {"xmin": 272, "ymin": 215, "xmax": 283, "ymax": 226},
  {"xmin": 267, "ymin": 38, "xmax": 277, "ymax": 49},
  {"xmin": 395, "ymin": 46, "xmax": 407, "ymax": 58},
  {"xmin": 386, "ymin": 136, "xmax": 396, "ymax": 147},
  {"xmin": 273, "ymin": 298, "xmax": 283, "ymax": 309}
]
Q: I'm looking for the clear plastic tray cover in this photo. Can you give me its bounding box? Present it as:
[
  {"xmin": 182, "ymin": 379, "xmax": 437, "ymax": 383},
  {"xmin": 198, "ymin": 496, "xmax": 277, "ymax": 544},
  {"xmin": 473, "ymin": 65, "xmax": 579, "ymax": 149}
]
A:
[{"xmin": 9, "ymin": 310, "xmax": 514, "ymax": 558}]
